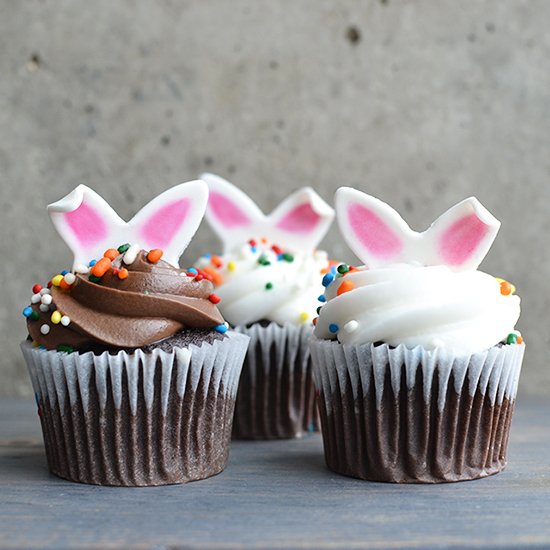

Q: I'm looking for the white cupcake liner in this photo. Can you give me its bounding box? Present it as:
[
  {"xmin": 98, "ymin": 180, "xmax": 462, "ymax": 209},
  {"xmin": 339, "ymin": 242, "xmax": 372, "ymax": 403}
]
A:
[
  {"xmin": 21, "ymin": 332, "xmax": 249, "ymax": 486},
  {"xmin": 310, "ymin": 339, "xmax": 525, "ymax": 483},
  {"xmin": 232, "ymin": 322, "xmax": 318, "ymax": 439}
]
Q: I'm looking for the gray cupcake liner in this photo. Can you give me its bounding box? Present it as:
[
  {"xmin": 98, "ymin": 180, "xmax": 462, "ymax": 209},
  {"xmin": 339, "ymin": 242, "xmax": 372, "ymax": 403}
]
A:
[
  {"xmin": 232, "ymin": 322, "xmax": 318, "ymax": 439},
  {"xmin": 21, "ymin": 332, "xmax": 249, "ymax": 486},
  {"xmin": 310, "ymin": 339, "xmax": 525, "ymax": 483}
]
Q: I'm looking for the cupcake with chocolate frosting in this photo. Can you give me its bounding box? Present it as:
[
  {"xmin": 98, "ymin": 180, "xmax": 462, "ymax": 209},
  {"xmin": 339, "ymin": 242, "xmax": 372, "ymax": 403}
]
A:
[
  {"xmin": 310, "ymin": 188, "xmax": 524, "ymax": 483},
  {"xmin": 196, "ymin": 174, "xmax": 335, "ymax": 439},
  {"xmin": 21, "ymin": 181, "xmax": 249, "ymax": 486}
]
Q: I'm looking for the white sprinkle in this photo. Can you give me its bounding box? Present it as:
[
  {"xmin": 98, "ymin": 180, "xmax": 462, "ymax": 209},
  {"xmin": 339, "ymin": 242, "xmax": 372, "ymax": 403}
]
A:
[
  {"xmin": 344, "ymin": 320, "xmax": 359, "ymax": 333},
  {"xmin": 31, "ymin": 293, "xmax": 41, "ymax": 304},
  {"xmin": 40, "ymin": 324, "xmax": 50, "ymax": 335},
  {"xmin": 39, "ymin": 303, "xmax": 50, "ymax": 312},
  {"xmin": 39, "ymin": 288, "xmax": 51, "ymax": 295},
  {"xmin": 74, "ymin": 263, "xmax": 89, "ymax": 274},
  {"xmin": 40, "ymin": 293, "xmax": 52, "ymax": 305},
  {"xmin": 63, "ymin": 272, "xmax": 76, "ymax": 285},
  {"xmin": 123, "ymin": 243, "xmax": 140, "ymax": 265},
  {"xmin": 60, "ymin": 315, "xmax": 71, "ymax": 326}
]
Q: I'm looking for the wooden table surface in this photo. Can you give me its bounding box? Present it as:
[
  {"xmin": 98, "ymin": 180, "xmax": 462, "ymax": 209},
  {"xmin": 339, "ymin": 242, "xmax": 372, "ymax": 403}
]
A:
[{"xmin": 1, "ymin": 397, "xmax": 549, "ymax": 550}]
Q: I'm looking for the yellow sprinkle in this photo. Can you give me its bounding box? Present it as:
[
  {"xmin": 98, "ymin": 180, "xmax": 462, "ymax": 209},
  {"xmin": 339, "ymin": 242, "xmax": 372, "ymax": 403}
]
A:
[
  {"xmin": 51, "ymin": 274, "xmax": 63, "ymax": 287},
  {"xmin": 51, "ymin": 310, "xmax": 62, "ymax": 324},
  {"xmin": 299, "ymin": 312, "xmax": 309, "ymax": 324},
  {"xmin": 32, "ymin": 340, "xmax": 40, "ymax": 348},
  {"xmin": 227, "ymin": 260, "xmax": 236, "ymax": 273}
]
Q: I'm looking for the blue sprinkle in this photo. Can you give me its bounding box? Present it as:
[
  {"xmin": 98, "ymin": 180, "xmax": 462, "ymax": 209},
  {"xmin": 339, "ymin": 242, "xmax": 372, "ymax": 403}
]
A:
[
  {"xmin": 322, "ymin": 272, "xmax": 335, "ymax": 287},
  {"xmin": 39, "ymin": 345, "xmax": 47, "ymax": 350},
  {"xmin": 22, "ymin": 306, "xmax": 33, "ymax": 317},
  {"xmin": 277, "ymin": 254, "xmax": 284, "ymax": 261},
  {"xmin": 329, "ymin": 323, "xmax": 339, "ymax": 334},
  {"xmin": 88, "ymin": 259, "xmax": 97, "ymax": 267},
  {"xmin": 61, "ymin": 269, "xmax": 69, "ymax": 276},
  {"xmin": 202, "ymin": 253, "xmax": 212, "ymax": 259},
  {"xmin": 215, "ymin": 323, "xmax": 228, "ymax": 334},
  {"xmin": 34, "ymin": 392, "xmax": 40, "ymax": 407},
  {"xmin": 251, "ymin": 246, "xmax": 257, "ymax": 253},
  {"xmin": 318, "ymin": 294, "xmax": 326, "ymax": 303},
  {"xmin": 330, "ymin": 265, "xmax": 338, "ymax": 274},
  {"xmin": 187, "ymin": 267, "xmax": 198, "ymax": 275}
]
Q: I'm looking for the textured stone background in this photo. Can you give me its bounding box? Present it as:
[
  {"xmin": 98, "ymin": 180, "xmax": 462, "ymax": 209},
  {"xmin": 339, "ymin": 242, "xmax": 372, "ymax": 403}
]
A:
[{"xmin": 1, "ymin": 0, "xmax": 548, "ymax": 397}]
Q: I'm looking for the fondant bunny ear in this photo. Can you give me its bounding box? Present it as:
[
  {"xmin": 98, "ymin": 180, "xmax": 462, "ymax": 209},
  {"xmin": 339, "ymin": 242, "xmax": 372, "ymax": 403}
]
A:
[
  {"xmin": 202, "ymin": 173, "xmax": 264, "ymax": 251},
  {"xmin": 202, "ymin": 173, "xmax": 334, "ymax": 252},
  {"xmin": 335, "ymin": 187, "xmax": 500, "ymax": 271},
  {"xmin": 48, "ymin": 180, "xmax": 208, "ymax": 268},
  {"xmin": 267, "ymin": 187, "xmax": 335, "ymax": 252}
]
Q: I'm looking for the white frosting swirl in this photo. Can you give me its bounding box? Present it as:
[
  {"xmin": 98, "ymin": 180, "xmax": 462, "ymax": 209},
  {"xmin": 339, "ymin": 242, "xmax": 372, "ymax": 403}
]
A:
[
  {"xmin": 314, "ymin": 264, "xmax": 520, "ymax": 356},
  {"xmin": 196, "ymin": 243, "xmax": 331, "ymax": 327}
]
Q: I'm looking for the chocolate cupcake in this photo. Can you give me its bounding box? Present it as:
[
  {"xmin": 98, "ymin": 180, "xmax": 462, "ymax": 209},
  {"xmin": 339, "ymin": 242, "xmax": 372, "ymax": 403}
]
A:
[
  {"xmin": 310, "ymin": 188, "xmax": 524, "ymax": 483},
  {"xmin": 21, "ymin": 181, "xmax": 249, "ymax": 486},
  {"xmin": 195, "ymin": 173, "xmax": 336, "ymax": 439}
]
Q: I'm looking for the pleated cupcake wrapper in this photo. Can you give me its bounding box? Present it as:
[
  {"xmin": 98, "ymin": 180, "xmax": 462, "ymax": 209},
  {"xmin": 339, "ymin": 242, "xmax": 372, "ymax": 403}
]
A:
[
  {"xmin": 232, "ymin": 322, "xmax": 318, "ymax": 439},
  {"xmin": 21, "ymin": 332, "xmax": 249, "ymax": 486},
  {"xmin": 310, "ymin": 339, "xmax": 525, "ymax": 483}
]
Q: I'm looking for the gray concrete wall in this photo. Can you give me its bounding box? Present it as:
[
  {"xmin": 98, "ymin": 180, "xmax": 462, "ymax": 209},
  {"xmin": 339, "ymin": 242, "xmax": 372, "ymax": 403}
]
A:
[{"xmin": 1, "ymin": 0, "xmax": 548, "ymax": 397}]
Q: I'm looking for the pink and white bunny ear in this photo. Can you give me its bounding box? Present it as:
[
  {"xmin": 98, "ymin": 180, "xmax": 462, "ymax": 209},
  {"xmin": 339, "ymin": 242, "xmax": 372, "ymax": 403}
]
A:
[
  {"xmin": 202, "ymin": 173, "xmax": 334, "ymax": 252},
  {"xmin": 48, "ymin": 180, "xmax": 209, "ymax": 268},
  {"xmin": 335, "ymin": 187, "xmax": 500, "ymax": 271},
  {"xmin": 128, "ymin": 180, "xmax": 208, "ymax": 266},
  {"xmin": 268, "ymin": 187, "xmax": 334, "ymax": 252},
  {"xmin": 424, "ymin": 197, "xmax": 500, "ymax": 270},
  {"xmin": 202, "ymin": 173, "xmax": 264, "ymax": 252}
]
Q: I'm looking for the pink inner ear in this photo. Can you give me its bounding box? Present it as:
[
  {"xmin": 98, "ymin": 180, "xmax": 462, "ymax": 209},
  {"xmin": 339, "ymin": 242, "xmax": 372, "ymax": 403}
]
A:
[
  {"xmin": 209, "ymin": 191, "xmax": 251, "ymax": 229},
  {"xmin": 439, "ymin": 213, "xmax": 488, "ymax": 266},
  {"xmin": 276, "ymin": 203, "xmax": 320, "ymax": 233},
  {"xmin": 348, "ymin": 203, "xmax": 402, "ymax": 259},
  {"xmin": 65, "ymin": 202, "xmax": 108, "ymax": 246},
  {"xmin": 139, "ymin": 198, "xmax": 190, "ymax": 248}
]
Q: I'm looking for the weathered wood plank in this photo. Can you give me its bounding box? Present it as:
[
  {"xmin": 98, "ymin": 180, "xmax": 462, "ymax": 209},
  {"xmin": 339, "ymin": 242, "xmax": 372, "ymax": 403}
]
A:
[{"xmin": 1, "ymin": 398, "xmax": 549, "ymax": 549}]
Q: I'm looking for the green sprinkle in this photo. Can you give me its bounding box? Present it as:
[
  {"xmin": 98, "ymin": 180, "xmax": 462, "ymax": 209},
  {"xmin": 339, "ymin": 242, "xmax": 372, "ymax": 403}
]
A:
[
  {"xmin": 506, "ymin": 333, "xmax": 518, "ymax": 345},
  {"xmin": 282, "ymin": 253, "xmax": 294, "ymax": 263},
  {"xmin": 29, "ymin": 311, "xmax": 40, "ymax": 321},
  {"xmin": 57, "ymin": 345, "xmax": 74, "ymax": 353},
  {"xmin": 88, "ymin": 274, "xmax": 101, "ymax": 283},
  {"xmin": 117, "ymin": 243, "xmax": 130, "ymax": 253},
  {"xmin": 337, "ymin": 264, "xmax": 349, "ymax": 274},
  {"xmin": 257, "ymin": 255, "xmax": 271, "ymax": 266},
  {"xmin": 144, "ymin": 290, "xmax": 150, "ymax": 295},
  {"xmin": 265, "ymin": 282, "xmax": 273, "ymax": 290}
]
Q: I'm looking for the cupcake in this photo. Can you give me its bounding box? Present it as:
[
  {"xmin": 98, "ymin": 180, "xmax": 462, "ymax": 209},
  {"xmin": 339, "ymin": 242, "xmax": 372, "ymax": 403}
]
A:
[
  {"xmin": 21, "ymin": 181, "xmax": 249, "ymax": 486},
  {"xmin": 194, "ymin": 173, "xmax": 335, "ymax": 439},
  {"xmin": 310, "ymin": 188, "xmax": 524, "ymax": 483}
]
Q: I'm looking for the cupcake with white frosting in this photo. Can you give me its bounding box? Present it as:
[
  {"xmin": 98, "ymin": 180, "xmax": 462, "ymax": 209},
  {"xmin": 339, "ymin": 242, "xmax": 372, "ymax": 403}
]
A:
[
  {"xmin": 196, "ymin": 173, "xmax": 335, "ymax": 439},
  {"xmin": 310, "ymin": 188, "xmax": 524, "ymax": 483}
]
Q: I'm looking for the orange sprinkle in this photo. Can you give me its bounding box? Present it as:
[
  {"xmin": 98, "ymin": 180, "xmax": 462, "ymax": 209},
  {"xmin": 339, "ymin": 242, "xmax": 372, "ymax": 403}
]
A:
[
  {"xmin": 147, "ymin": 249, "xmax": 163, "ymax": 263},
  {"xmin": 320, "ymin": 267, "xmax": 330, "ymax": 275},
  {"xmin": 337, "ymin": 279, "xmax": 355, "ymax": 296},
  {"xmin": 103, "ymin": 248, "xmax": 119, "ymax": 261},
  {"xmin": 203, "ymin": 267, "xmax": 223, "ymax": 286},
  {"xmin": 312, "ymin": 317, "xmax": 318, "ymax": 326},
  {"xmin": 211, "ymin": 255, "xmax": 223, "ymax": 269},
  {"xmin": 517, "ymin": 335, "xmax": 524, "ymax": 345},
  {"xmin": 500, "ymin": 281, "xmax": 512, "ymax": 296},
  {"xmin": 261, "ymin": 237, "xmax": 268, "ymax": 244},
  {"xmin": 59, "ymin": 278, "xmax": 72, "ymax": 291},
  {"xmin": 91, "ymin": 257, "xmax": 111, "ymax": 277},
  {"xmin": 117, "ymin": 268, "xmax": 129, "ymax": 280}
]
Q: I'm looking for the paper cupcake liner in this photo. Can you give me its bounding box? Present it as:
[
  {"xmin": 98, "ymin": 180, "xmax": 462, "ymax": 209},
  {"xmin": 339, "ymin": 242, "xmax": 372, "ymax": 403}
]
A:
[
  {"xmin": 21, "ymin": 332, "xmax": 249, "ymax": 486},
  {"xmin": 232, "ymin": 322, "xmax": 318, "ymax": 440},
  {"xmin": 310, "ymin": 339, "xmax": 525, "ymax": 483}
]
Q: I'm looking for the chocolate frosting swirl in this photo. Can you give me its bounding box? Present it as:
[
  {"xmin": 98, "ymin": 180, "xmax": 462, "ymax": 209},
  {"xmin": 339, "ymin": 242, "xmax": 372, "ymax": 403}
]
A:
[{"xmin": 27, "ymin": 251, "xmax": 225, "ymax": 350}]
